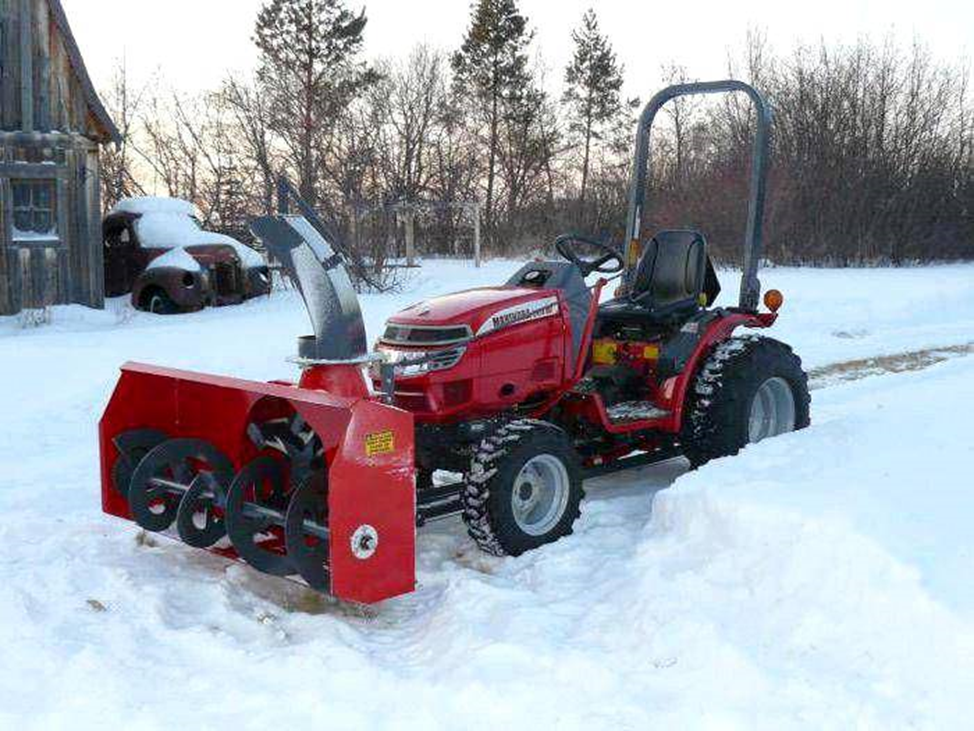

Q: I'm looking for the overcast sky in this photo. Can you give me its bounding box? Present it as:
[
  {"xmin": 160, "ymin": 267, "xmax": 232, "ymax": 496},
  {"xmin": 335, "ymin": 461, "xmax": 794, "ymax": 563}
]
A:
[{"xmin": 65, "ymin": 0, "xmax": 972, "ymax": 98}]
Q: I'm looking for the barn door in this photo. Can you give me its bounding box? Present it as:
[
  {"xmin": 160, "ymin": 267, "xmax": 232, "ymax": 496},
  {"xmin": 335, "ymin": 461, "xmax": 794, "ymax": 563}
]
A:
[
  {"xmin": 10, "ymin": 244, "xmax": 62, "ymax": 309},
  {"xmin": 5, "ymin": 179, "xmax": 66, "ymax": 310}
]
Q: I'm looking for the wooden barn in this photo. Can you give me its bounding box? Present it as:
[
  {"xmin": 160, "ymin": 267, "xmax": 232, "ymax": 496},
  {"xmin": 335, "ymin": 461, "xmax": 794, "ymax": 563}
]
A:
[{"xmin": 0, "ymin": 0, "xmax": 119, "ymax": 316}]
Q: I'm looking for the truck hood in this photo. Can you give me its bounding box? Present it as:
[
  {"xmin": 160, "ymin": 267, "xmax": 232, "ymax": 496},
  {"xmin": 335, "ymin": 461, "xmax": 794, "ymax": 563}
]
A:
[
  {"xmin": 184, "ymin": 244, "xmax": 251, "ymax": 266},
  {"xmin": 144, "ymin": 244, "xmax": 252, "ymax": 270},
  {"xmin": 387, "ymin": 286, "xmax": 560, "ymax": 338}
]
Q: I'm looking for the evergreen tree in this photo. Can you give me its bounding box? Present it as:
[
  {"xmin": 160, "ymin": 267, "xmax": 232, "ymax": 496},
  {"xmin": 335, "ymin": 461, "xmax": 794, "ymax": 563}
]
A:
[
  {"xmin": 452, "ymin": 0, "xmax": 534, "ymax": 236},
  {"xmin": 254, "ymin": 0, "xmax": 378, "ymax": 205},
  {"xmin": 563, "ymin": 9, "xmax": 625, "ymax": 205}
]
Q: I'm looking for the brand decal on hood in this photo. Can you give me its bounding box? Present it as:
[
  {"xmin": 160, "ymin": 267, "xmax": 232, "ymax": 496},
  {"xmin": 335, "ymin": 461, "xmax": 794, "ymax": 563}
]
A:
[{"xmin": 476, "ymin": 296, "xmax": 560, "ymax": 336}]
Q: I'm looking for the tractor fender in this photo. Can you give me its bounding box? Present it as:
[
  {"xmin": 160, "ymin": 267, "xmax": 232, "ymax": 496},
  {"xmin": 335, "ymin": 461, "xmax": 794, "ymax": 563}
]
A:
[{"xmin": 661, "ymin": 310, "xmax": 777, "ymax": 430}]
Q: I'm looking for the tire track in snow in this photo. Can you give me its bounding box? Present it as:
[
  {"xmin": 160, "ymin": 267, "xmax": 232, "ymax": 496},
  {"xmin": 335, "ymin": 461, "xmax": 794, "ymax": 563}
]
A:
[{"xmin": 807, "ymin": 341, "xmax": 974, "ymax": 390}]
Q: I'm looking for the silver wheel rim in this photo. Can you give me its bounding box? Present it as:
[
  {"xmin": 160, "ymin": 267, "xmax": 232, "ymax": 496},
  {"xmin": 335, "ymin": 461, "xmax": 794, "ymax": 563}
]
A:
[
  {"xmin": 748, "ymin": 376, "xmax": 797, "ymax": 443},
  {"xmin": 511, "ymin": 454, "xmax": 571, "ymax": 536},
  {"xmin": 149, "ymin": 295, "xmax": 165, "ymax": 314}
]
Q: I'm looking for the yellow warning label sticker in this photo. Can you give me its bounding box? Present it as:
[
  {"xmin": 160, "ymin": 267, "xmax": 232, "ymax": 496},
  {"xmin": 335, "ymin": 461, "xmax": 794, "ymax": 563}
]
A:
[
  {"xmin": 365, "ymin": 430, "xmax": 395, "ymax": 457},
  {"xmin": 592, "ymin": 340, "xmax": 618, "ymax": 365}
]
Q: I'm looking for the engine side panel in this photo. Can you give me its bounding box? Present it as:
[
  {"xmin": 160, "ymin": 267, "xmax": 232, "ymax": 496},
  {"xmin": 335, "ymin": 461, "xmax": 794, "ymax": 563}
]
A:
[{"xmin": 376, "ymin": 293, "xmax": 573, "ymax": 423}]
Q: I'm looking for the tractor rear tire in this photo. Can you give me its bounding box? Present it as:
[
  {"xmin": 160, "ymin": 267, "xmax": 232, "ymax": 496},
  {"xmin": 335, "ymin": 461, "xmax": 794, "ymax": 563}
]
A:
[
  {"xmin": 462, "ymin": 419, "xmax": 584, "ymax": 557},
  {"xmin": 683, "ymin": 335, "xmax": 810, "ymax": 468}
]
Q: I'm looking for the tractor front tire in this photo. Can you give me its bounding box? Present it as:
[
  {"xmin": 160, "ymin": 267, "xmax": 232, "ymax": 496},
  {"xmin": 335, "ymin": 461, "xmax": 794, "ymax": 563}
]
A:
[
  {"xmin": 683, "ymin": 335, "xmax": 810, "ymax": 468},
  {"xmin": 462, "ymin": 420, "xmax": 584, "ymax": 557}
]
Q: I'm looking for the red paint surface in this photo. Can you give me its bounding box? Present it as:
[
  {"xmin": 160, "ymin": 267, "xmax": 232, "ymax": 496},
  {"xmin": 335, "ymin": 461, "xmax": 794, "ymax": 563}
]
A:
[{"xmin": 99, "ymin": 362, "xmax": 415, "ymax": 604}]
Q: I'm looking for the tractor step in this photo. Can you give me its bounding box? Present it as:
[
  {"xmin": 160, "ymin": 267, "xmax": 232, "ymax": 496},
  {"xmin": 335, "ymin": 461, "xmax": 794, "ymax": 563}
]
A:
[
  {"xmin": 583, "ymin": 446, "xmax": 682, "ymax": 479},
  {"xmin": 606, "ymin": 400, "xmax": 670, "ymax": 424},
  {"xmin": 416, "ymin": 480, "xmax": 464, "ymax": 526}
]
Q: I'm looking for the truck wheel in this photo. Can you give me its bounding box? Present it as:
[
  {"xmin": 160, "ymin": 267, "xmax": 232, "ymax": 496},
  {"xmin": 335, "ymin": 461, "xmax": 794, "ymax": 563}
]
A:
[
  {"xmin": 143, "ymin": 288, "xmax": 178, "ymax": 315},
  {"xmin": 683, "ymin": 335, "xmax": 810, "ymax": 468},
  {"xmin": 462, "ymin": 419, "xmax": 584, "ymax": 557}
]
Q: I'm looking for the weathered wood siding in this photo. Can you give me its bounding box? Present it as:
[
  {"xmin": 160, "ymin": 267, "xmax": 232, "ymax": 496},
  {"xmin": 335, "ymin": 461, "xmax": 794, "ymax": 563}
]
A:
[
  {"xmin": 1, "ymin": 0, "xmax": 110, "ymax": 139},
  {"xmin": 0, "ymin": 0, "xmax": 113, "ymax": 315},
  {"xmin": 0, "ymin": 135, "xmax": 102, "ymax": 313}
]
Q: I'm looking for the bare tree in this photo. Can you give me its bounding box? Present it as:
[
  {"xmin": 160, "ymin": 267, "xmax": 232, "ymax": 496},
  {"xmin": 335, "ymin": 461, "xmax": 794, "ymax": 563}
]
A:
[
  {"xmin": 100, "ymin": 13, "xmax": 974, "ymax": 268},
  {"xmin": 100, "ymin": 58, "xmax": 147, "ymax": 211}
]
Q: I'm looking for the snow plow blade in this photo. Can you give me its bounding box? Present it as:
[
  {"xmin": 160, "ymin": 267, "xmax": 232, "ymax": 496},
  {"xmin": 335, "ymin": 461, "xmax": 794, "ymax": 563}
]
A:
[{"xmin": 99, "ymin": 362, "xmax": 416, "ymax": 604}]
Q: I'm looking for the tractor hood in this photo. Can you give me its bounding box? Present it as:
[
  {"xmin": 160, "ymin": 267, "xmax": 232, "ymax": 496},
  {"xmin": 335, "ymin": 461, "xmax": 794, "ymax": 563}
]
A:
[{"xmin": 386, "ymin": 287, "xmax": 560, "ymax": 341}]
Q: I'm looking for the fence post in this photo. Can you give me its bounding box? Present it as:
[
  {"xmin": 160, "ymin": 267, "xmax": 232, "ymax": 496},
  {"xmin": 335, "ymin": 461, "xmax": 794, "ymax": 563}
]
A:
[
  {"xmin": 276, "ymin": 176, "xmax": 289, "ymax": 215},
  {"xmin": 404, "ymin": 208, "xmax": 416, "ymax": 267},
  {"xmin": 472, "ymin": 202, "xmax": 482, "ymax": 268}
]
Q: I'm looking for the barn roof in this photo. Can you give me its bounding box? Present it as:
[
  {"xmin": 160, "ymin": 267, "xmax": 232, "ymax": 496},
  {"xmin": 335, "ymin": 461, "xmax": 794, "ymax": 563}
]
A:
[{"xmin": 47, "ymin": 0, "xmax": 121, "ymax": 145}]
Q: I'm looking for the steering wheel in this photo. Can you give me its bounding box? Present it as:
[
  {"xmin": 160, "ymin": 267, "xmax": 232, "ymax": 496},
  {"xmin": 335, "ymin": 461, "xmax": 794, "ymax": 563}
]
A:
[{"xmin": 554, "ymin": 233, "xmax": 625, "ymax": 277}]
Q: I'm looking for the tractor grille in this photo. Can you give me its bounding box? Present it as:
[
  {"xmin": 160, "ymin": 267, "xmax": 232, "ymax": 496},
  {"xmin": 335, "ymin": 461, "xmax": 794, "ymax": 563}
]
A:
[
  {"xmin": 423, "ymin": 345, "xmax": 467, "ymax": 371},
  {"xmin": 378, "ymin": 345, "xmax": 467, "ymax": 377},
  {"xmin": 381, "ymin": 324, "xmax": 472, "ymax": 346}
]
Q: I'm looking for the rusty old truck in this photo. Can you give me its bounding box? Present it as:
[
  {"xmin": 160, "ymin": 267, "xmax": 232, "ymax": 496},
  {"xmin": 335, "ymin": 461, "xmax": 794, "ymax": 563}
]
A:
[{"xmin": 103, "ymin": 197, "xmax": 271, "ymax": 313}]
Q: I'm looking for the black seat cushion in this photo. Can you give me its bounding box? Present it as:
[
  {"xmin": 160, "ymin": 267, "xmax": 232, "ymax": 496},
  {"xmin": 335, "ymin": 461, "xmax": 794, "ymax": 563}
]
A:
[{"xmin": 599, "ymin": 230, "xmax": 719, "ymax": 327}]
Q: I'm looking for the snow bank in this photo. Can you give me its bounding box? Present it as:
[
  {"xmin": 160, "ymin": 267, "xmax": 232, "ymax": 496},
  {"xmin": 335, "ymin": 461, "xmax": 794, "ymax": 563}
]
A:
[
  {"xmin": 633, "ymin": 482, "xmax": 974, "ymax": 727},
  {"xmin": 145, "ymin": 246, "xmax": 202, "ymax": 273},
  {"xmin": 1, "ymin": 260, "xmax": 974, "ymax": 727},
  {"xmin": 715, "ymin": 263, "xmax": 974, "ymax": 369}
]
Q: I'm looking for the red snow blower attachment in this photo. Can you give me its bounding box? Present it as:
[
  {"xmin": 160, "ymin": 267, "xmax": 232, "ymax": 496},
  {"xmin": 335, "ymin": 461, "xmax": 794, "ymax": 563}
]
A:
[{"xmin": 100, "ymin": 213, "xmax": 416, "ymax": 604}]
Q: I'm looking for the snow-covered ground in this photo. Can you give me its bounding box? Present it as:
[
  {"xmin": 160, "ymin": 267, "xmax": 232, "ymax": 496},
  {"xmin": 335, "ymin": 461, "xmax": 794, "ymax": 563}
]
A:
[{"xmin": 1, "ymin": 260, "xmax": 973, "ymax": 729}]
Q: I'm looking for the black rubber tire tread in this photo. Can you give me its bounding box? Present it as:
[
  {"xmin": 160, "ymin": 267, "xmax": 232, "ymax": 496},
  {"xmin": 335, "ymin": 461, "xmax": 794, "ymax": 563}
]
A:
[
  {"xmin": 683, "ymin": 335, "xmax": 811, "ymax": 469},
  {"xmin": 461, "ymin": 419, "xmax": 584, "ymax": 557}
]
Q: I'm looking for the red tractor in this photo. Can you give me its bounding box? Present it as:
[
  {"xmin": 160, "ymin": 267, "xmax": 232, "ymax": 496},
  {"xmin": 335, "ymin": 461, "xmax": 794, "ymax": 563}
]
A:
[{"xmin": 100, "ymin": 81, "xmax": 810, "ymax": 604}]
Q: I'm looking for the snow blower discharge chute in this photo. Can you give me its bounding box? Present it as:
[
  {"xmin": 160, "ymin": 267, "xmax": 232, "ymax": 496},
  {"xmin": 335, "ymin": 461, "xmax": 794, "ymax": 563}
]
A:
[{"xmin": 100, "ymin": 80, "xmax": 811, "ymax": 604}]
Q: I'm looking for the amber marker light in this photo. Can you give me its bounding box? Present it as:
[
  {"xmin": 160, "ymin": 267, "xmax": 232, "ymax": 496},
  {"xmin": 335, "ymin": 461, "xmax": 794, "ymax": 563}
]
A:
[{"xmin": 764, "ymin": 289, "xmax": 784, "ymax": 313}]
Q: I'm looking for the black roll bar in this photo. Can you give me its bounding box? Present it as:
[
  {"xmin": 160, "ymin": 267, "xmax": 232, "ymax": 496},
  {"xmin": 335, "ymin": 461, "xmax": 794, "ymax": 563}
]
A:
[{"xmin": 623, "ymin": 80, "xmax": 772, "ymax": 311}]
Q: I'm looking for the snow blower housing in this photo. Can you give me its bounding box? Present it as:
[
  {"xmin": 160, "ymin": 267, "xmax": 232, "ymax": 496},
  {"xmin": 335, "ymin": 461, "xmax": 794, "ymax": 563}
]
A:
[{"xmin": 100, "ymin": 81, "xmax": 810, "ymax": 604}]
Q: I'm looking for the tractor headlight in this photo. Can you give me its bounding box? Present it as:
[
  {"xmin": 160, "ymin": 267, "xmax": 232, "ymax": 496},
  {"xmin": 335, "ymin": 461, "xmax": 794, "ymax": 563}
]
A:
[{"xmin": 376, "ymin": 345, "xmax": 467, "ymax": 377}]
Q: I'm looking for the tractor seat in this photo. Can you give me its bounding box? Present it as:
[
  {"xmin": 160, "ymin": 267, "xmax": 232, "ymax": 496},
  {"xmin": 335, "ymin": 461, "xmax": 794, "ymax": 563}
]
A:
[{"xmin": 599, "ymin": 230, "xmax": 719, "ymax": 327}]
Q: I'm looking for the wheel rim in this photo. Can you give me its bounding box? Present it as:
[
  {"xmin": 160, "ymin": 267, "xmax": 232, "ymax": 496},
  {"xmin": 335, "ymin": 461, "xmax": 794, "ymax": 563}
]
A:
[
  {"xmin": 748, "ymin": 376, "xmax": 797, "ymax": 443},
  {"xmin": 510, "ymin": 454, "xmax": 570, "ymax": 537},
  {"xmin": 149, "ymin": 294, "xmax": 165, "ymax": 313}
]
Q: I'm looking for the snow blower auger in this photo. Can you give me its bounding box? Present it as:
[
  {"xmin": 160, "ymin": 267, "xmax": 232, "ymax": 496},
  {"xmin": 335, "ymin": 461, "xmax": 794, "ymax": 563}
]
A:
[
  {"xmin": 100, "ymin": 80, "xmax": 810, "ymax": 604},
  {"xmin": 100, "ymin": 214, "xmax": 416, "ymax": 604}
]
